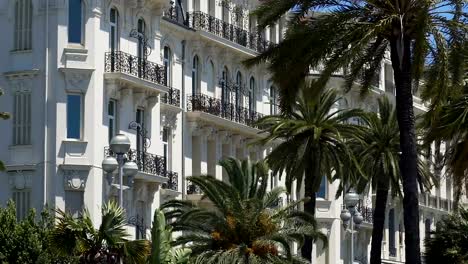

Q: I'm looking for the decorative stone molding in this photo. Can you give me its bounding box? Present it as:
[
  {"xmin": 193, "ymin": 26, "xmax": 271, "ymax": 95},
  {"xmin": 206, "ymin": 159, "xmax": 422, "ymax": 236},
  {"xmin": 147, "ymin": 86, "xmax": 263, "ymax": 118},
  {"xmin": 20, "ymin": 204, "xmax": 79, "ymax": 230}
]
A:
[
  {"xmin": 232, "ymin": 134, "xmax": 243, "ymax": 145},
  {"xmin": 188, "ymin": 121, "xmax": 205, "ymax": 136},
  {"xmin": 63, "ymin": 170, "xmax": 88, "ymax": 191},
  {"xmin": 218, "ymin": 130, "xmax": 232, "ymax": 144},
  {"xmin": 133, "ymin": 92, "xmax": 147, "ymax": 108},
  {"xmin": 8, "ymin": 170, "xmax": 32, "ymax": 190},
  {"xmin": 206, "ymin": 128, "xmax": 219, "ymax": 141},
  {"xmin": 60, "ymin": 68, "xmax": 94, "ymax": 93},
  {"xmin": 4, "ymin": 70, "xmax": 39, "ymax": 93},
  {"xmin": 201, "ymin": 126, "xmax": 217, "ymax": 139}
]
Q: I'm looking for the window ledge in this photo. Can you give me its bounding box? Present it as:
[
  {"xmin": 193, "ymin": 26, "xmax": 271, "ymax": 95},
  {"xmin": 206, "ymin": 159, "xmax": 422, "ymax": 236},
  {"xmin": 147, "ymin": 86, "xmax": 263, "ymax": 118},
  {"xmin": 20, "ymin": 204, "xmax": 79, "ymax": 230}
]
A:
[
  {"xmin": 10, "ymin": 49, "xmax": 33, "ymax": 54},
  {"xmin": 63, "ymin": 139, "xmax": 88, "ymax": 143}
]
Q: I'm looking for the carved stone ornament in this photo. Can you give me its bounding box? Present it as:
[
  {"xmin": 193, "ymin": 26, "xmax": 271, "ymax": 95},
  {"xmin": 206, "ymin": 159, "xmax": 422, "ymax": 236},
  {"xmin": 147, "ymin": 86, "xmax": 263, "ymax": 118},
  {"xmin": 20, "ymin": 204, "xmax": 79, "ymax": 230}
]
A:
[
  {"xmin": 60, "ymin": 68, "xmax": 94, "ymax": 93},
  {"xmin": 8, "ymin": 171, "xmax": 32, "ymax": 190},
  {"xmin": 63, "ymin": 170, "xmax": 88, "ymax": 190},
  {"xmin": 4, "ymin": 70, "xmax": 39, "ymax": 93}
]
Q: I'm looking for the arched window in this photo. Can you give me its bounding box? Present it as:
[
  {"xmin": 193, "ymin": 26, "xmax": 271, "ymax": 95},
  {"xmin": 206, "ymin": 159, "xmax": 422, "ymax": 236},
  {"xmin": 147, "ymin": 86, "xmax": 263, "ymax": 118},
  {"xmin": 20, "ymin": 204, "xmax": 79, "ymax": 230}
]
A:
[
  {"xmin": 14, "ymin": 0, "xmax": 32, "ymax": 50},
  {"xmin": 270, "ymin": 86, "xmax": 278, "ymax": 115},
  {"xmin": 236, "ymin": 72, "xmax": 243, "ymax": 109},
  {"xmin": 207, "ymin": 60, "xmax": 215, "ymax": 94},
  {"xmin": 249, "ymin": 77, "xmax": 255, "ymax": 112},
  {"xmin": 221, "ymin": 66, "xmax": 230, "ymax": 104},
  {"xmin": 163, "ymin": 46, "xmax": 172, "ymax": 86},
  {"xmin": 68, "ymin": 0, "xmax": 84, "ymax": 44},
  {"xmin": 192, "ymin": 55, "xmax": 201, "ymax": 94},
  {"xmin": 109, "ymin": 8, "xmax": 119, "ymax": 51}
]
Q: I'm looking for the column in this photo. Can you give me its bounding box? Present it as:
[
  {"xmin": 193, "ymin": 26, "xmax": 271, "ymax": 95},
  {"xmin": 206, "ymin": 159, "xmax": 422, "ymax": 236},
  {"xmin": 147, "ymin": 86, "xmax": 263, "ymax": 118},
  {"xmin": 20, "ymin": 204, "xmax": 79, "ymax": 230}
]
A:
[
  {"xmin": 119, "ymin": 88, "xmax": 134, "ymax": 141},
  {"xmin": 207, "ymin": 128, "xmax": 217, "ymax": 177}
]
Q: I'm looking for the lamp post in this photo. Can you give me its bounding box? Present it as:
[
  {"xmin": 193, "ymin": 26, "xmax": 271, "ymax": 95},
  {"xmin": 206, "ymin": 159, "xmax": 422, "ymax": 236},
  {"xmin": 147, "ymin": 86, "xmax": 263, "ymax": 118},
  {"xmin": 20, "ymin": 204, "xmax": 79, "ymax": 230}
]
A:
[
  {"xmin": 340, "ymin": 189, "xmax": 364, "ymax": 264},
  {"xmin": 102, "ymin": 134, "xmax": 138, "ymax": 207}
]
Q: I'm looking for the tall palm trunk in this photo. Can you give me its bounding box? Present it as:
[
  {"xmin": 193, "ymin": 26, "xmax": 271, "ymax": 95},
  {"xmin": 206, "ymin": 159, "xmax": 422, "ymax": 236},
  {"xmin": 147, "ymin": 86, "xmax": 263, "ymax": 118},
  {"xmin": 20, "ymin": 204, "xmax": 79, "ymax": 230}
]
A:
[
  {"xmin": 301, "ymin": 162, "xmax": 317, "ymax": 262},
  {"xmin": 390, "ymin": 37, "xmax": 421, "ymax": 264},
  {"xmin": 370, "ymin": 178, "xmax": 389, "ymax": 264}
]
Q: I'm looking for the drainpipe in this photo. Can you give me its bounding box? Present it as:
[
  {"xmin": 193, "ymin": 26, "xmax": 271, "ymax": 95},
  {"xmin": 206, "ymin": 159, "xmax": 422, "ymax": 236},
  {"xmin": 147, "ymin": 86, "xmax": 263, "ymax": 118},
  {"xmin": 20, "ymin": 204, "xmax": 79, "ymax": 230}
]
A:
[
  {"xmin": 181, "ymin": 40, "xmax": 186, "ymax": 199},
  {"xmin": 43, "ymin": 0, "xmax": 50, "ymax": 206}
]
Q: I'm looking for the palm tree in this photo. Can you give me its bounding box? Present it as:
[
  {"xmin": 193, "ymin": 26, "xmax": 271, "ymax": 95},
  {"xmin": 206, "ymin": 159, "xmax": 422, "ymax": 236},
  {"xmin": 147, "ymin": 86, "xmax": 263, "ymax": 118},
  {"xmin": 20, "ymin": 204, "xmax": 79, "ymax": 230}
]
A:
[
  {"xmin": 162, "ymin": 158, "xmax": 327, "ymax": 264},
  {"xmin": 424, "ymin": 44, "xmax": 468, "ymax": 210},
  {"xmin": 425, "ymin": 208, "xmax": 468, "ymax": 264},
  {"xmin": 147, "ymin": 209, "xmax": 191, "ymax": 264},
  {"xmin": 348, "ymin": 96, "xmax": 434, "ymax": 264},
  {"xmin": 49, "ymin": 201, "xmax": 149, "ymax": 264},
  {"xmin": 247, "ymin": 2, "xmax": 465, "ymax": 262},
  {"xmin": 426, "ymin": 93, "xmax": 468, "ymax": 209},
  {"xmin": 256, "ymin": 87, "xmax": 362, "ymax": 259}
]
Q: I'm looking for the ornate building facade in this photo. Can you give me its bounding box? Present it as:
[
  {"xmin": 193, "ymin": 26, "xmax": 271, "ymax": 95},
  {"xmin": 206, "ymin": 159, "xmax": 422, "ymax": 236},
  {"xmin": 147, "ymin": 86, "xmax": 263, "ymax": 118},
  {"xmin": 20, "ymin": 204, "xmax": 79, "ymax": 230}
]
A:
[{"xmin": 0, "ymin": 0, "xmax": 461, "ymax": 263}]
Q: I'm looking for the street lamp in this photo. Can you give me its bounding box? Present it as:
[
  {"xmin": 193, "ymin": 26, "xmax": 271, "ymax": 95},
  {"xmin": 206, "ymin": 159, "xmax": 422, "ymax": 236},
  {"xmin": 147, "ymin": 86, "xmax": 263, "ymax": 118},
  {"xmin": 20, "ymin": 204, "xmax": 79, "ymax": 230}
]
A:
[
  {"xmin": 340, "ymin": 189, "xmax": 364, "ymax": 264},
  {"xmin": 101, "ymin": 134, "xmax": 138, "ymax": 207}
]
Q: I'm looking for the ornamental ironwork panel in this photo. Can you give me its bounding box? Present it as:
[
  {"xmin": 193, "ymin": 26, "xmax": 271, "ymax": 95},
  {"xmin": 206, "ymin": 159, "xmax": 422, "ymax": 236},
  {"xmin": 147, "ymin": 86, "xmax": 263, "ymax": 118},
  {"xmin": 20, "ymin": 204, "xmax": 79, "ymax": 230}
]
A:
[
  {"xmin": 104, "ymin": 51, "xmax": 166, "ymax": 87},
  {"xmin": 162, "ymin": 171, "xmax": 179, "ymax": 191},
  {"xmin": 163, "ymin": 5, "xmax": 189, "ymax": 26},
  {"xmin": 187, "ymin": 182, "xmax": 202, "ymax": 195},
  {"xmin": 128, "ymin": 214, "xmax": 147, "ymax": 239},
  {"xmin": 161, "ymin": 88, "xmax": 181, "ymax": 107},
  {"xmin": 187, "ymin": 93, "xmax": 263, "ymax": 128},
  {"xmin": 104, "ymin": 147, "xmax": 168, "ymax": 178},
  {"xmin": 187, "ymin": 11, "xmax": 274, "ymax": 53}
]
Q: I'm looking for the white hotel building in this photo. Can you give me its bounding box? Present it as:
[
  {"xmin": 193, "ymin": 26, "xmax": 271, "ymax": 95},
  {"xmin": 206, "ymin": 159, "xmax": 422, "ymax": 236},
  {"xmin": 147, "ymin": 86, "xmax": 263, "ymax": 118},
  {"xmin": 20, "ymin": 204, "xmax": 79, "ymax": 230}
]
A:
[{"xmin": 0, "ymin": 0, "xmax": 461, "ymax": 263}]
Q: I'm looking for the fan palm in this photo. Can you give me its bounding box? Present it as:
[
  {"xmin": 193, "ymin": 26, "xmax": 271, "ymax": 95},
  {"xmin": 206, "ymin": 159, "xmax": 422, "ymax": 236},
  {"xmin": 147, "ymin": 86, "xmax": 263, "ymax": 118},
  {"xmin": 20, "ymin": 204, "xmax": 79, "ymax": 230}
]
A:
[
  {"xmin": 162, "ymin": 158, "xmax": 327, "ymax": 264},
  {"xmin": 247, "ymin": 1, "xmax": 466, "ymax": 262},
  {"xmin": 49, "ymin": 201, "xmax": 149, "ymax": 264},
  {"xmin": 348, "ymin": 96, "xmax": 434, "ymax": 264},
  {"xmin": 425, "ymin": 208, "xmax": 468, "ymax": 264},
  {"xmin": 256, "ymin": 87, "xmax": 363, "ymax": 259},
  {"xmin": 147, "ymin": 209, "xmax": 191, "ymax": 264}
]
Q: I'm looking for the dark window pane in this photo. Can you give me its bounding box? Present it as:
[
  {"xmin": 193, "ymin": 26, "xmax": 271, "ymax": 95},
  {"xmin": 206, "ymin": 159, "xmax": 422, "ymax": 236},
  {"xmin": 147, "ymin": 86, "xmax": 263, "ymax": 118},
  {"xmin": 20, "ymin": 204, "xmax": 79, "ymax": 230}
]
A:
[
  {"xmin": 68, "ymin": 0, "xmax": 82, "ymax": 43},
  {"xmin": 317, "ymin": 176, "xmax": 327, "ymax": 199},
  {"xmin": 108, "ymin": 100, "xmax": 114, "ymax": 115},
  {"xmin": 67, "ymin": 94, "xmax": 82, "ymax": 139}
]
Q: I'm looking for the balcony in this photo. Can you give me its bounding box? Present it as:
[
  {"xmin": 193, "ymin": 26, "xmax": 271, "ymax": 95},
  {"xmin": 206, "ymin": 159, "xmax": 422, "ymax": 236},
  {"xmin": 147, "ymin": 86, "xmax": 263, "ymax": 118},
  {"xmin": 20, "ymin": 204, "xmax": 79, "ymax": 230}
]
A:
[
  {"xmin": 342, "ymin": 204, "xmax": 373, "ymax": 224},
  {"xmin": 161, "ymin": 88, "xmax": 181, "ymax": 107},
  {"xmin": 104, "ymin": 147, "xmax": 177, "ymax": 185},
  {"xmin": 187, "ymin": 93, "xmax": 264, "ymax": 129},
  {"xmin": 419, "ymin": 193, "xmax": 452, "ymax": 212},
  {"xmin": 161, "ymin": 171, "xmax": 179, "ymax": 191},
  {"xmin": 188, "ymin": 11, "xmax": 274, "ymax": 54},
  {"xmin": 104, "ymin": 51, "xmax": 168, "ymax": 93},
  {"xmin": 163, "ymin": 7, "xmax": 274, "ymax": 54}
]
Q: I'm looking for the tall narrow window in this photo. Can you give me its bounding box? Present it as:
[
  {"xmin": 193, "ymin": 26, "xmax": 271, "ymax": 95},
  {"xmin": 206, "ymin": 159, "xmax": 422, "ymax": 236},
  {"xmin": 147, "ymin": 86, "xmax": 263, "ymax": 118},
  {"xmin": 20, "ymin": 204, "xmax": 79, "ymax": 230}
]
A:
[
  {"xmin": 12, "ymin": 189, "xmax": 31, "ymax": 220},
  {"xmin": 137, "ymin": 19, "xmax": 146, "ymax": 59},
  {"xmin": 162, "ymin": 127, "xmax": 171, "ymax": 171},
  {"xmin": 14, "ymin": 0, "xmax": 32, "ymax": 50},
  {"xmin": 13, "ymin": 91, "xmax": 31, "ymax": 145},
  {"xmin": 270, "ymin": 86, "xmax": 278, "ymax": 115},
  {"xmin": 207, "ymin": 61, "xmax": 215, "ymax": 94},
  {"xmin": 192, "ymin": 56, "xmax": 200, "ymax": 94},
  {"xmin": 317, "ymin": 176, "xmax": 327, "ymax": 199},
  {"xmin": 163, "ymin": 46, "xmax": 172, "ymax": 87},
  {"xmin": 69, "ymin": 0, "xmax": 84, "ymax": 44},
  {"xmin": 235, "ymin": 72, "xmax": 242, "ymax": 109},
  {"xmin": 67, "ymin": 94, "xmax": 83, "ymax": 139},
  {"xmin": 221, "ymin": 67, "xmax": 230, "ymax": 104},
  {"xmin": 389, "ymin": 209, "xmax": 396, "ymax": 257},
  {"xmin": 109, "ymin": 8, "xmax": 119, "ymax": 51},
  {"xmin": 249, "ymin": 77, "xmax": 255, "ymax": 112},
  {"xmin": 208, "ymin": 0, "xmax": 215, "ymax": 16},
  {"xmin": 136, "ymin": 109, "xmax": 144, "ymax": 153},
  {"xmin": 108, "ymin": 100, "xmax": 117, "ymax": 142}
]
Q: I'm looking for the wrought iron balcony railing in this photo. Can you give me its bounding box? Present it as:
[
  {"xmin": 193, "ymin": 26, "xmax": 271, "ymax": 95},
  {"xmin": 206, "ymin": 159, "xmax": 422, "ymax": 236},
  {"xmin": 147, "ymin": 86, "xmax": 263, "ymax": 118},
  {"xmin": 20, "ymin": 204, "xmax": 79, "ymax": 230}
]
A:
[
  {"xmin": 162, "ymin": 171, "xmax": 179, "ymax": 191},
  {"xmin": 105, "ymin": 51, "xmax": 166, "ymax": 87},
  {"xmin": 161, "ymin": 88, "xmax": 181, "ymax": 107},
  {"xmin": 187, "ymin": 93, "xmax": 264, "ymax": 128},
  {"xmin": 186, "ymin": 11, "xmax": 274, "ymax": 53},
  {"xmin": 104, "ymin": 147, "xmax": 177, "ymax": 180}
]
